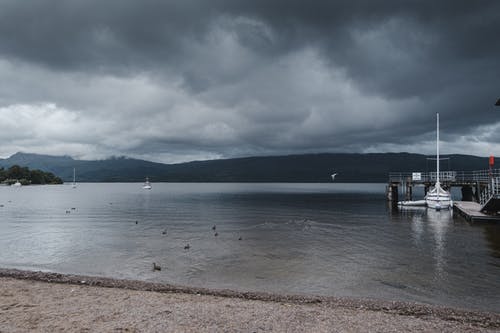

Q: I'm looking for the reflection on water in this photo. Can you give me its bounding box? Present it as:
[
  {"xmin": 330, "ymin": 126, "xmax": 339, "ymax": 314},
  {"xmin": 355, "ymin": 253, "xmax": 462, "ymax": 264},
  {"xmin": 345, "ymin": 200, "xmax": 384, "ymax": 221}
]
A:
[
  {"xmin": 401, "ymin": 207, "xmax": 453, "ymax": 279},
  {"xmin": 426, "ymin": 209, "xmax": 453, "ymax": 280},
  {"xmin": 483, "ymin": 224, "xmax": 500, "ymax": 260},
  {"xmin": 0, "ymin": 183, "xmax": 499, "ymax": 312}
]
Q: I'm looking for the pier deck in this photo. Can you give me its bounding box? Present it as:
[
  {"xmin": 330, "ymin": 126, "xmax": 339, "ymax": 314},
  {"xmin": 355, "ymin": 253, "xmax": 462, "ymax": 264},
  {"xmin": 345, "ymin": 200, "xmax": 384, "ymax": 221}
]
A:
[{"xmin": 454, "ymin": 201, "xmax": 500, "ymax": 222}]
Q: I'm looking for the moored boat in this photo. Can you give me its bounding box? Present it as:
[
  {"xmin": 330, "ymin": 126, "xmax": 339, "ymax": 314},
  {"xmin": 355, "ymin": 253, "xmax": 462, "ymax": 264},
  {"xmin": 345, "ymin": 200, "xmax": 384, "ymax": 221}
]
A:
[
  {"xmin": 143, "ymin": 177, "xmax": 152, "ymax": 190},
  {"xmin": 72, "ymin": 168, "xmax": 77, "ymax": 188},
  {"xmin": 398, "ymin": 199, "xmax": 427, "ymax": 207},
  {"xmin": 425, "ymin": 113, "xmax": 452, "ymax": 210},
  {"xmin": 425, "ymin": 184, "xmax": 452, "ymax": 210}
]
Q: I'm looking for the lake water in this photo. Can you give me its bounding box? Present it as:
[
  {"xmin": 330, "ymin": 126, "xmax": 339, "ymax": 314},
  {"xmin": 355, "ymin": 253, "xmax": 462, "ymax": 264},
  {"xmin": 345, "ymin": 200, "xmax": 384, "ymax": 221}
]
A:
[{"xmin": 0, "ymin": 183, "xmax": 499, "ymax": 312}]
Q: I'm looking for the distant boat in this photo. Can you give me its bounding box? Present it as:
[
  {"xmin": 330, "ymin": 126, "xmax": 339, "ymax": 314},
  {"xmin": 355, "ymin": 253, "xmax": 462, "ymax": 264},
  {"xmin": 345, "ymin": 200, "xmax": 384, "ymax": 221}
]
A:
[
  {"xmin": 143, "ymin": 177, "xmax": 152, "ymax": 190},
  {"xmin": 72, "ymin": 168, "xmax": 77, "ymax": 188},
  {"xmin": 12, "ymin": 180, "xmax": 21, "ymax": 187},
  {"xmin": 331, "ymin": 173, "xmax": 338, "ymax": 181},
  {"xmin": 425, "ymin": 113, "xmax": 452, "ymax": 210}
]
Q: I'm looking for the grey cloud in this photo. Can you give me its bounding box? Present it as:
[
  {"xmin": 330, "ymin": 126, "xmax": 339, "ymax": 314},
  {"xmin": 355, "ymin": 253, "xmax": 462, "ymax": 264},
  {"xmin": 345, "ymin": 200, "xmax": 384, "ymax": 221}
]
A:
[{"xmin": 0, "ymin": 0, "xmax": 499, "ymax": 162}]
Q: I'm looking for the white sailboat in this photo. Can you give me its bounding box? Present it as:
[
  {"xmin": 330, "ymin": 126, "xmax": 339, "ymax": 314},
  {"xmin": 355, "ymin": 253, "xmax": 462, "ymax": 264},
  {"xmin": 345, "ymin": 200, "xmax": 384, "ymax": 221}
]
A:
[
  {"xmin": 425, "ymin": 113, "xmax": 452, "ymax": 210},
  {"xmin": 143, "ymin": 177, "xmax": 152, "ymax": 190},
  {"xmin": 72, "ymin": 168, "xmax": 77, "ymax": 188},
  {"xmin": 331, "ymin": 173, "xmax": 338, "ymax": 181}
]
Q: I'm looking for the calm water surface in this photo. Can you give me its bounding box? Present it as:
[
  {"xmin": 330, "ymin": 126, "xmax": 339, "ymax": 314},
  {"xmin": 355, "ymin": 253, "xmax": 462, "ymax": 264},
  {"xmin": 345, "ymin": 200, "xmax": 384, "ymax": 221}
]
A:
[{"xmin": 0, "ymin": 183, "xmax": 499, "ymax": 312}]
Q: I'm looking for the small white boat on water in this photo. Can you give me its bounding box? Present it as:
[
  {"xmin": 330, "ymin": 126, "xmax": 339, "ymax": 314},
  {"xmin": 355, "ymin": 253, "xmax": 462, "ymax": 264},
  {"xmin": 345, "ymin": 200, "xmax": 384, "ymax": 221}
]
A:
[
  {"xmin": 12, "ymin": 180, "xmax": 21, "ymax": 187},
  {"xmin": 143, "ymin": 177, "xmax": 152, "ymax": 190},
  {"xmin": 425, "ymin": 113, "xmax": 452, "ymax": 210},
  {"xmin": 331, "ymin": 173, "xmax": 338, "ymax": 181},
  {"xmin": 72, "ymin": 168, "xmax": 77, "ymax": 188},
  {"xmin": 398, "ymin": 200, "xmax": 427, "ymax": 207}
]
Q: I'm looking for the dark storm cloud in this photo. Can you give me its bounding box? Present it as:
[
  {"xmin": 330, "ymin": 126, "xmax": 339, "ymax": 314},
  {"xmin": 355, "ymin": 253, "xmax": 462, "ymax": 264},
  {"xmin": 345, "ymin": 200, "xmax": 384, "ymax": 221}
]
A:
[{"xmin": 0, "ymin": 0, "xmax": 499, "ymax": 161}]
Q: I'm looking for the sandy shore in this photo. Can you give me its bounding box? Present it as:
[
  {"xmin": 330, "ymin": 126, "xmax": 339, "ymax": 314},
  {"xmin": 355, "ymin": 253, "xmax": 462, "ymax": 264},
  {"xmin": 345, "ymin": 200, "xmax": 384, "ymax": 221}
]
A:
[{"xmin": 1, "ymin": 269, "xmax": 499, "ymax": 332}]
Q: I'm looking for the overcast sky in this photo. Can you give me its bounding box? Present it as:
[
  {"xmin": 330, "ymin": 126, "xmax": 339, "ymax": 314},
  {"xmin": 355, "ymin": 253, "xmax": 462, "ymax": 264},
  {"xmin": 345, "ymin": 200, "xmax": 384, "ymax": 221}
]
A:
[{"xmin": 0, "ymin": 0, "xmax": 499, "ymax": 163}]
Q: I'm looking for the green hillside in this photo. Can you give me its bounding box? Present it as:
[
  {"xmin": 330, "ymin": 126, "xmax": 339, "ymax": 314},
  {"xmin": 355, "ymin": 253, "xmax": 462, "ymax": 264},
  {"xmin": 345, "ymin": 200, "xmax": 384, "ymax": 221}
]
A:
[{"xmin": 0, "ymin": 152, "xmax": 494, "ymax": 183}]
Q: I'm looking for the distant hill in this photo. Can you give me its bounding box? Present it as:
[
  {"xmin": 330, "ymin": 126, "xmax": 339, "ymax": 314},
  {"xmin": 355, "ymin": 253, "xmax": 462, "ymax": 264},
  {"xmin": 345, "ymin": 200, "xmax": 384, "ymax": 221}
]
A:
[
  {"xmin": 0, "ymin": 152, "xmax": 495, "ymax": 183},
  {"xmin": 0, "ymin": 152, "xmax": 167, "ymax": 183}
]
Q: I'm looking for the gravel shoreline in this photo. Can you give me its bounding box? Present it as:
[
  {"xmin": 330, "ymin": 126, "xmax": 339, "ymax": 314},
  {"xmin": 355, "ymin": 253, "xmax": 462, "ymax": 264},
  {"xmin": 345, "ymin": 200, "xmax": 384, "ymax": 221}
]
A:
[{"xmin": 1, "ymin": 268, "xmax": 499, "ymax": 332}]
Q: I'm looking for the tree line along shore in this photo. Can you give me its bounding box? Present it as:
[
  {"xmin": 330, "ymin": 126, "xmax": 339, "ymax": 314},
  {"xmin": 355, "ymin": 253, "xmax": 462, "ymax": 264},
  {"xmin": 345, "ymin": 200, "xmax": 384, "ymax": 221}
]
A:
[{"xmin": 0, "ymin": 165, "xmax": 63, "ymax": 185}]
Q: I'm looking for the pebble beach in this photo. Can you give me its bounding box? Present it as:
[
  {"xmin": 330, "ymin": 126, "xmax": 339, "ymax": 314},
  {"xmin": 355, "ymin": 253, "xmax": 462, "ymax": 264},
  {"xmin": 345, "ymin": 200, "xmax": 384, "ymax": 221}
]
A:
[{"xmin": 1, "ymin": 269, "xmax": 499, "ymax": 332}]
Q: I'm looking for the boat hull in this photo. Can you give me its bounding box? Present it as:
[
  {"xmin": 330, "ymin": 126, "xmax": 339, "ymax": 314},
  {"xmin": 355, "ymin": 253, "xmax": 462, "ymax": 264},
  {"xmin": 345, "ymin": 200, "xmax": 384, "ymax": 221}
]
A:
[
  {"xmin": 425, "ymin": 180, "xmax": 452, "ymax": 210},
  {"xmin": 425, "ymin": 196, "xmax": 453, "ymax": 210}
]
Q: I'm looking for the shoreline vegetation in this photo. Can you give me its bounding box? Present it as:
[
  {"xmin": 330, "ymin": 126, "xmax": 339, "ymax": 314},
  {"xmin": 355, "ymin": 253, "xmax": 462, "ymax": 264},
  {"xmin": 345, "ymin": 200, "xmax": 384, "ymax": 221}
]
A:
[
  {"xmin": 0, "ymin": 268, "xmax": 499, "ymax": 332},
  {"xmin": 0, "ymin": 165, "xmax": 63, "ymax": 185}
]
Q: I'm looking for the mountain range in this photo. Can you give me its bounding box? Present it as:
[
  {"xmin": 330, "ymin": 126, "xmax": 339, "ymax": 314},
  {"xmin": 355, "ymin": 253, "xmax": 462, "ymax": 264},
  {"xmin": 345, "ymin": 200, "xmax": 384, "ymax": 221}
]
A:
[{"xmin": 0, "ymin": 152, "xmax": 495, "ymax": 183}]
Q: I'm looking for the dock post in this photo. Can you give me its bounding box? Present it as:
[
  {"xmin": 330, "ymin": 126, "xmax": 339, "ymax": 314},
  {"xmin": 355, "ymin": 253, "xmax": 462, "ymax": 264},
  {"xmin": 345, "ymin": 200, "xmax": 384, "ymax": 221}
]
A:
[
  {"xmin": 461, "ymin": 185, "xmax": 473, "ymax": 201},
  {"xmin": 474, "ymin": 182, "xmax": 480, "ymax": 203},
  {"xmin": 386, "ymin": 184, "xmax": 399, "ymax": 203},
  {"xmin": 405, "ymin": 179, "xmax": 413, "ymax": 201}
]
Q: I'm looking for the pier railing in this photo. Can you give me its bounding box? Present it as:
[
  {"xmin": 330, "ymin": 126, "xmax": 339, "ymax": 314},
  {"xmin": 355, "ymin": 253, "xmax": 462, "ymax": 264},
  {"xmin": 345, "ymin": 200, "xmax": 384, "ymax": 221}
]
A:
[
  {"xmin": 480, "ymin": 177, "xmax": 500, "ymax": 206},
  {"xmin": 388, "ymin": 168, "xmax": 500, "ymax": 211},
  {"xmin": 389, "ymin": 169, "xmax": 500, "ymax": 184}
]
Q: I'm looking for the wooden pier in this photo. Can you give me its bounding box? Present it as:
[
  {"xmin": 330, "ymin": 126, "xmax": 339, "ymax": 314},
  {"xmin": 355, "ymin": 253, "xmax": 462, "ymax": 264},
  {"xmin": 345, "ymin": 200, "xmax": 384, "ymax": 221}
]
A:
[
  {"xmin": 387, "ymin": 168, "xmax": 500, "ymax": 222},
  {"xmin": 454, "ymin": 201, "xmax": 500, "ymax": 222}
]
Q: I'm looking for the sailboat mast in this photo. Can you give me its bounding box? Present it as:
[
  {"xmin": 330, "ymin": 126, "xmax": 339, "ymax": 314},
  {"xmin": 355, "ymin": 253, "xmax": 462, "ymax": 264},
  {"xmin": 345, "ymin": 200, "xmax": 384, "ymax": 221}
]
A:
[{"xmin": 436, "ymin": 113, "xmax": 440, "ymax": 184}]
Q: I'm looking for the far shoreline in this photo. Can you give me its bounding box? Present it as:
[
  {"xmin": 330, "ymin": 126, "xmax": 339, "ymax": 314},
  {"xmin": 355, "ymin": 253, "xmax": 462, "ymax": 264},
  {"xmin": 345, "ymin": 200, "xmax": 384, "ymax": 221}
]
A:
[{"xmin": 1, "ymin": 268, "xmax": 499, "ymax": 329}]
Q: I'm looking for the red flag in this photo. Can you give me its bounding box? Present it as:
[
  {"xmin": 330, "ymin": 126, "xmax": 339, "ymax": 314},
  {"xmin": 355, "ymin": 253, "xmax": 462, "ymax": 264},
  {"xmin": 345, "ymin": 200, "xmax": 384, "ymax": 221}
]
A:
[{"xmin": 489, "ymin": 156, "xmax": 494, "ymax": 166}]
